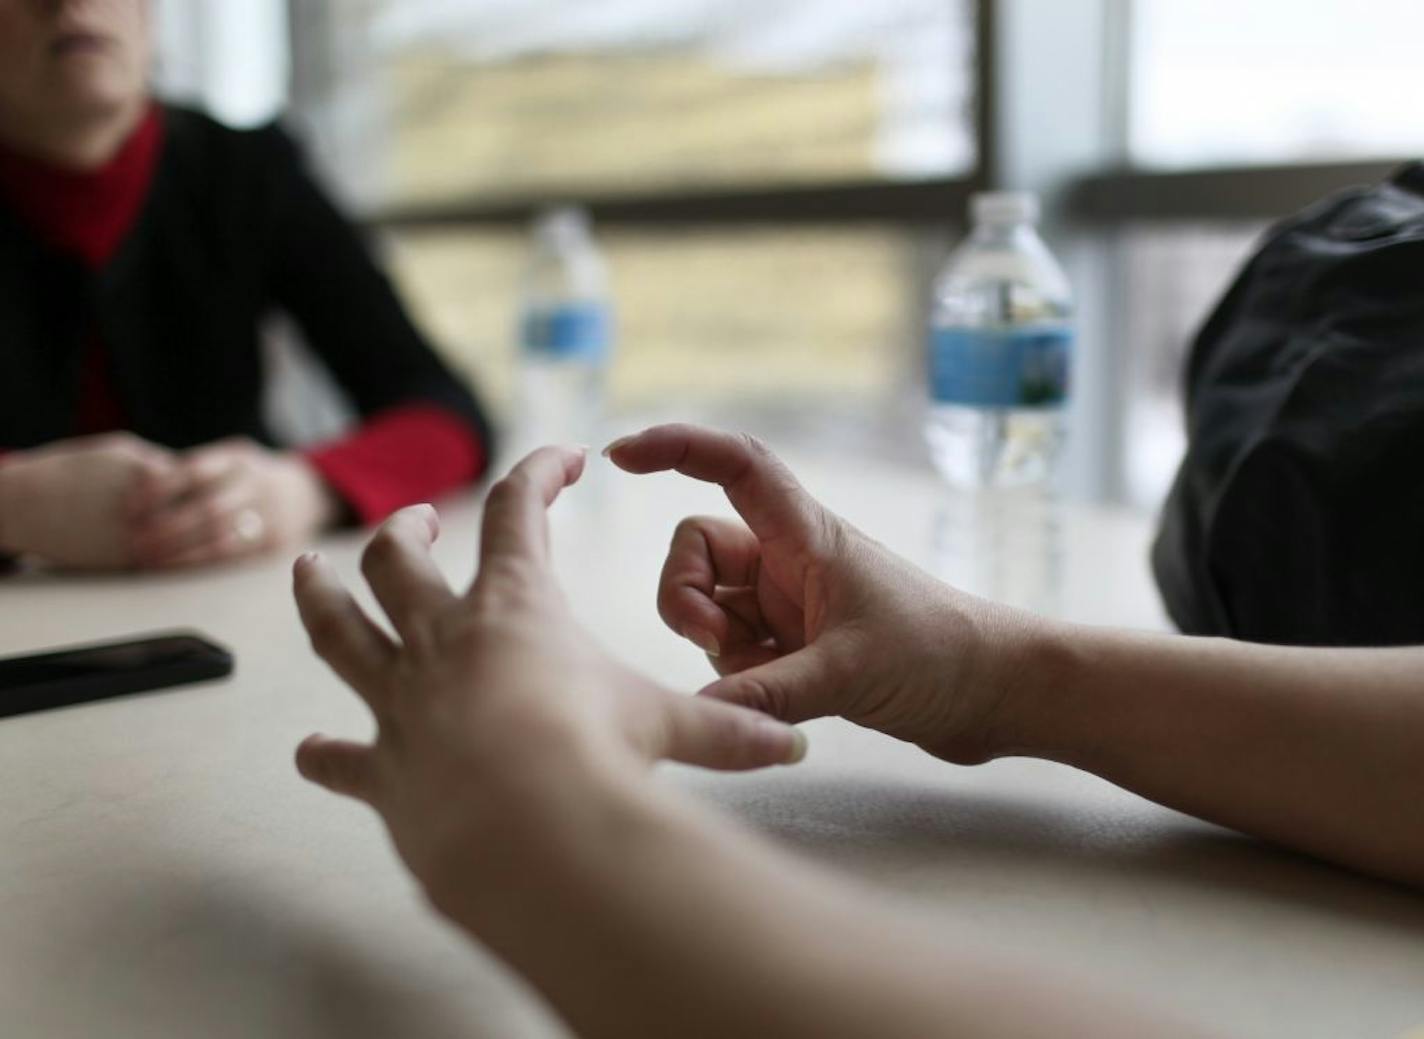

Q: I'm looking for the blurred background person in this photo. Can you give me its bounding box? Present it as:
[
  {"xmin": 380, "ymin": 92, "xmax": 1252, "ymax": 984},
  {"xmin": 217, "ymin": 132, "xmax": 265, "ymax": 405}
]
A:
[{"xmin": 0, "ymin": 0, "xmax": 495, "ymax": 572}]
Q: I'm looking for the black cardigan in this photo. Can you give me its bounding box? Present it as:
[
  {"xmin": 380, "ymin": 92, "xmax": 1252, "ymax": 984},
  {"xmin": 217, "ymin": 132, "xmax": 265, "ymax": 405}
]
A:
[{"xmin": 0, "ymin": 104, "xmax": 494, "ymax": 455}]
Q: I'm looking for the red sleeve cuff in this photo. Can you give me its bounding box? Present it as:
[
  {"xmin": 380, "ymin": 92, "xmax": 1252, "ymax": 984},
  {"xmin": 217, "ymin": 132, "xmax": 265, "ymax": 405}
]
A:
[{"xmin": 304, "ymin": 405, "xmax": 488, "ymax": 526}]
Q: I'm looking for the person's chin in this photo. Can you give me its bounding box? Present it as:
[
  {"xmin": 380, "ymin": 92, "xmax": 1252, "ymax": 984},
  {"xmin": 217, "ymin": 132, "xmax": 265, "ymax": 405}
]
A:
[{"xmin": 51, "ymin": 70, "xmax": 144, "ymax": 121}]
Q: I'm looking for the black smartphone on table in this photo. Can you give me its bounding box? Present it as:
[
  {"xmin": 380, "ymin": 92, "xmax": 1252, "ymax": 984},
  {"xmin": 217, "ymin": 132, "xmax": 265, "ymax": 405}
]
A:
[{"xmin": 0, "ymin": 631, "xmax": 233, "ymax": 719}]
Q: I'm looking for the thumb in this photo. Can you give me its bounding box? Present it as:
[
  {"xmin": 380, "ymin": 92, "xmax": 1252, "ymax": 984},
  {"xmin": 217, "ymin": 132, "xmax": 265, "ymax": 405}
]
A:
[
  {"xmin": 295, "ymin": 734, "xmax": 379, "ymax": 804},
  {"xmin": 660, "ymin": 694, "xmax": 808, "ymax": 771},
  {"xmin": 697, "ymin": 646, "xmax": 835, "ymax": 725}
]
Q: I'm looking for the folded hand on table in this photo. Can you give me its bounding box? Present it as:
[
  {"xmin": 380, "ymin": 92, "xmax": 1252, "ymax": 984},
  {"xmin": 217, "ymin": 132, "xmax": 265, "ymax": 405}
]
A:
[
  {"xmin": 127, "ymin": 436, "xmax": 337, "ymax": 569},
  {"xmin": 0, "ymin": 432, "xmax": 176, "ymax": 569},
  {"xmin": 0, "ymin": 433, "xmax": 336, "ymax": 570}
]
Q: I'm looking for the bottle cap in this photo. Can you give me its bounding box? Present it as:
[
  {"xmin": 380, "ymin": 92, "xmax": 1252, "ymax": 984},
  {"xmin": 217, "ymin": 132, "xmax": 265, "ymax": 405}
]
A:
[
  {"xmin": 534, "ymin": 205, "xmax": 592, "ymax": 245},
  {"xmin": 971, "ymin": 191, "xmax": 1039, "ymax": 226}
]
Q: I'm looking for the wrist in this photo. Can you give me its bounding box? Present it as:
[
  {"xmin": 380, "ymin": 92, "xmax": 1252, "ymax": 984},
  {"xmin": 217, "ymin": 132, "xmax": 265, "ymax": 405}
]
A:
[
  {"xmin": 985, "ymin": 615, "xmax": 1101, "ymax": 764},
  {"xmin": 422, "ymin": 741, "xmax": 659, "ymax": 927},
  {"xmin": 908, "ymin": 588, "xmax": 1071, "ymax": 765},
  {"xmin": 278, "ymin": 452, "xmax": 342, "ymax": 533}
]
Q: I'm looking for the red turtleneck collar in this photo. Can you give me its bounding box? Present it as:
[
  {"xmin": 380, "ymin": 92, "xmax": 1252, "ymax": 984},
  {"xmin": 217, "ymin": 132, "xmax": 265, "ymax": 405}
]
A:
[{"xmin": 0, "ymin": 103, "xmax": 164, "ymax": 268}]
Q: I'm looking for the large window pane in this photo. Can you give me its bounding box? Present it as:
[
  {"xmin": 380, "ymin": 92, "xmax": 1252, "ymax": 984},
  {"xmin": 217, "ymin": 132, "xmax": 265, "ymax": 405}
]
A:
[
  {"xmin": 1130, "ymin": 0, "xmax": 1424, "ymax": 168},
  {"xmin": 286, "ymin": 2, "xmax": 973, "ymax": 454},
  {"xmin": 319, "ymin": 0, "xmax": 975, "ymax": 206}
]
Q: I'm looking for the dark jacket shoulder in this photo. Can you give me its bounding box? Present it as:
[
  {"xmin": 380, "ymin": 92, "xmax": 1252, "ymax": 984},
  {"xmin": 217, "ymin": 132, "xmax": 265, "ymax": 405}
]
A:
[{"xmin": 1153, "ymin": 163, "xmax": 1424, "ymax": 645}]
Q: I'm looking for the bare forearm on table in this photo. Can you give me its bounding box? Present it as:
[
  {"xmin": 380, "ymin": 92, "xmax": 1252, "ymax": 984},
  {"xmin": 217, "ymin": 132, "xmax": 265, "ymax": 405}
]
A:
[
  {"xmin": 1008, "ymin": 626, "xmax": 1424, "ymax": 887},
  {"xmin": 436, "ymin": 759, "xmax": 1211, "ymax": 1039}
]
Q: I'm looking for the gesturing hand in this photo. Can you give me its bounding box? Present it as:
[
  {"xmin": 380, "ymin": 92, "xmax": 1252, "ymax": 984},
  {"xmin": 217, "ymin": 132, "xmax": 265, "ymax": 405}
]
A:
[
  {"xmin": 0, "ymin": 432, "xmax": 177, "ymax": 569},
  {"xmin": 292, "ymin": 445, "xmax": 805, "ymax": 904},
  {"xmin": 129, "ymin": 437, "xmax": 338, "ymax": 568},
  {"xmin": 606, "ymin": 425, "xmax": 1041, "ymax": 766}
]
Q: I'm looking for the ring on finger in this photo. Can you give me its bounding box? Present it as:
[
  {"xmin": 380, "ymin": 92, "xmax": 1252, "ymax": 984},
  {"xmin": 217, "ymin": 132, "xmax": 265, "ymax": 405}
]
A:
[{"xmin": 234, "ymin": 508, "xmax": 266, "ymax": 546}]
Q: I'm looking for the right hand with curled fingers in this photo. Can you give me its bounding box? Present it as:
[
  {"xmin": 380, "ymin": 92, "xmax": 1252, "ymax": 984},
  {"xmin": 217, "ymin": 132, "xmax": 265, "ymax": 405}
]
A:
[{"xmin": 605, "ymin": 425, "xmax": 1048, "ymax": 766}]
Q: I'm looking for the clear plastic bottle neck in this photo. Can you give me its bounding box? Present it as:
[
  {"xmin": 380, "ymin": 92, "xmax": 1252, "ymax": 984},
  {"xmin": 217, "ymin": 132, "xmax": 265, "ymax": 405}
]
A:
[
  {"xmin": 526, "ymin": 206, "xmax": 607, "ymax": 300},
  {"xmin": 969, "ymin": 217, "xmax": 1039, "ymax": 247},
  {"xmin": 533, "ymin": 207, "xmax": 593, "ymax": 253}
]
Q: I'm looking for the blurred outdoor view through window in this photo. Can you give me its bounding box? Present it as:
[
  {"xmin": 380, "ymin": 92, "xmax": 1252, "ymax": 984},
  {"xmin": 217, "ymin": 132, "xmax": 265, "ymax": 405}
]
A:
[
  {"xmin": 1119, "ymin": 0, "xmax": 1424, "ymax": 507},
  {"xmin": 356, "ymin": 0, "xmax": 973, "ymax": 201},
  {"xmin": 1131, "ymin": 0, "xmax": 1424, "ymax": 167},
  {"xmin": 310, "ymin": 0, "xmax": 976, "ymax": 440}
]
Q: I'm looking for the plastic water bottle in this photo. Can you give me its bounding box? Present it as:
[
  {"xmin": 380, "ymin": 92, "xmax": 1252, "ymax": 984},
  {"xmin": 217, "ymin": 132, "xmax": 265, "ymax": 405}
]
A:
[
  {"xmin": 926, "ymin": 191, "xmax": 1072, "ymax": 611},
  {"xmin": 517, "ymin": 207, "xmax": 613, "ymax": 449}
]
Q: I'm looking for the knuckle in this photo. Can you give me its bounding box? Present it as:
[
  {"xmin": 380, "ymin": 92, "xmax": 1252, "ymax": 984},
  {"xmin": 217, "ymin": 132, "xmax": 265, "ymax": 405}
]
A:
[
  {"xmin": 670, "ymin": 515, "xmax": 705, "ymax": 547},
  {"xmin": 736, "ymin": 431, "xmax": 770, "ymax": 461},
  {"xmin": 740, "ymin": 676, "xmax": 787, "ymax": 720},
  {"xmin": 488, "ymin": 472, "xmax": 530, "ymax": 506},
  {"xmin": 429, "ymin": 607, "xmax": 475, "ymax": 646},
  {"xmin": 486, "ymin": 555, "xmax": 541, "ymax": 595},
  {"xmin": 465, "ymin": 582, "xmax": 502, "ymax": 621},
  {"xmin": 483, "ymin": 481, "xmax": 517, "ymax": 516},
  {"xmin": 101, "ymin": 432, "xmax": 138, "ymax": 454},
  {"xmin": 701, "ymin": 704, "xmax": 742, "ymax": 747},
  {"xmin": 361, "ymin": 528, "xmax": 403, "ymax": 574},
  {"xmin": 655, "ymin": 582, "xmax": 682, "ymax": 626},
  {"xmin": 814, "ymin": 505, "xmax": 844, "ymax": 554},
  {"xmin": 304, "ymin": 608, "xmax": 346, "ymax": 658},
  {"xmin": 201, "ymin": 499, "xmax": 228, "ymax": 526}
]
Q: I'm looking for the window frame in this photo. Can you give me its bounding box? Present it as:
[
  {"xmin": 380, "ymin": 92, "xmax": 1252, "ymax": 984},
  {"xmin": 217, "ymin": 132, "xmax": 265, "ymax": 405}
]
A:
[{"xmin": 1068, "ymin": 159, "xmax": 1408, "ymax": 223}]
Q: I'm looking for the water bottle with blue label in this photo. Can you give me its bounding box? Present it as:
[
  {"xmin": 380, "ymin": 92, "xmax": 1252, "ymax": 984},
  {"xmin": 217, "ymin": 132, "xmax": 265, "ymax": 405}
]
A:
[
  {"xmin": 925, "ymin": 190, "xmax": 1071, "ymax": 488},
  {"xmin": 517, "ymin": 206, "xmax": 613, "ymax": 449},
  {"xmin": 926, "ymin": 191, "xmax": 1071, "ymax": 612}
]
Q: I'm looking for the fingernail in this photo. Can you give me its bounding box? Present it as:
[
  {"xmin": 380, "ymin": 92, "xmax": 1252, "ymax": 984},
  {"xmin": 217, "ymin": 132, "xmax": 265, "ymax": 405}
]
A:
[
  {"xmin": 409, "ymin": 503, "xmax": 439, "ymax": 534},
  {"xmin": 296, "ymin": 551, "xmax": 321, "ymax": 569},
  {"xmin": 601, "ymin": 434, "xmax": 637, "ymax": 458},
  {"xmin": 785, "ymin": 728, "xmax": 808, "ymax": 765},
  {"xmin": 686, "ymin": 626, "xmax": 720, "ymax": 657}
]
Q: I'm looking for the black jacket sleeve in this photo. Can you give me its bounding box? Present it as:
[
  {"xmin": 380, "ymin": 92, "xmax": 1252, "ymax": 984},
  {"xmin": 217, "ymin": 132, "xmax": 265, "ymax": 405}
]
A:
[{"xmin": 253, "ymin": 121, "xmax": 496, "ymax": 459}]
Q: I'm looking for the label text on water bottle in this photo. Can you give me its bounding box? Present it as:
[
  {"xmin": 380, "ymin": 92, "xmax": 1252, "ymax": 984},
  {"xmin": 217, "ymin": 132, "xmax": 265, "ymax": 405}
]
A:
[
  {"xmin": 522, "ymin": 302, "xmax": 612, "ymax": 360},
  {"xmin": 929, "ymin": 325, "xmax": 1071, "ymax": 408}
]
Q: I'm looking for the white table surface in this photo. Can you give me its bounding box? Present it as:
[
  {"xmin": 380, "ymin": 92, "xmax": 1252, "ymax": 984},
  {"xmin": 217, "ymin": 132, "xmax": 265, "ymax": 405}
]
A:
[{"xmin": 2, "ymin": 446, "xmax": 1422, "ymax": 1039}]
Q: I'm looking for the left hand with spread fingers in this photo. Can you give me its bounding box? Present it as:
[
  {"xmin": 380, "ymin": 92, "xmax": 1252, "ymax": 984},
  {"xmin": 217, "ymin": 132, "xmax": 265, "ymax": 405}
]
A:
[
  {"xmin": 128, "ymin": 437, "xmax": 339, "ymax": 569},
  {"xmin": 290, "ymin": 445, "xmax": 805, "ymax": 909}
]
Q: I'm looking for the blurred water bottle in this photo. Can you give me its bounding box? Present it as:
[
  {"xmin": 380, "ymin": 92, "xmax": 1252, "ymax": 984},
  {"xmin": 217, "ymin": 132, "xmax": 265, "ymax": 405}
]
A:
[
  {"xmin": 926, "ymin": 191, "xmax": 1072, "ymax": 611},
  {"xmin": 517, "ymin": 206, "xmax": 612, "ymax": 448},
  {"xmin": 925, "ymin": 191, "xmax": 1072, "ymax": 486}
]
